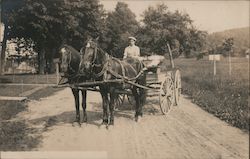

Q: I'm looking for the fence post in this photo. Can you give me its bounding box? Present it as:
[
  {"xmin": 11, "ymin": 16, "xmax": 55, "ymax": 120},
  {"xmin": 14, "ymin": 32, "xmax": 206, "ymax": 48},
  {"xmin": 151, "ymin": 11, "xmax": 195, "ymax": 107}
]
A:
[
  {"xmin": 213, "ymin": 59, "xmax": 216, "ymax": 76},
  {"xmin": 35, "ymin": 74, "xmax": 38, "ymax": 84},
  {"xmin": 56, "ymin": 63, "xmax": 59, "ymax": 84},
  {"xmin": 21, "ymin": 79, "xmax": 24, "ymax": 96},
  {"xmin": 229, "ymin": 50, "xmax": 232, "ymax": 76},
  {"xmin": 46, "ymin": 72, "xmax": 49, "ymax": 84}
]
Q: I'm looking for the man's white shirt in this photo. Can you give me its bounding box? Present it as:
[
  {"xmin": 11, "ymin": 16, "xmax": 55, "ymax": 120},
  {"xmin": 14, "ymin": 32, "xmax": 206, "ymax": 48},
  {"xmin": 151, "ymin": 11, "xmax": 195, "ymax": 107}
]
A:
[{"xmin": 123, "ymin": 45, "xmax": 140, "ymax": 59}]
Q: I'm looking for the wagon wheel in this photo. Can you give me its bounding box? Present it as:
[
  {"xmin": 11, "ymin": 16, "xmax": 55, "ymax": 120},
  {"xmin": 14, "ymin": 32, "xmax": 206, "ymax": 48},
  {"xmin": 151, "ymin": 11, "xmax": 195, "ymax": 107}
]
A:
[
  {"xmin": 115, "ymin": 94, "xmax": 125, "ymax": 109},
  {"xmin": 174, "ymin": 69, "xmax": 181, "ymax": 106},
  {"xmin": 159, "ymin": 73, "xmax": 174, "ymax": 115}
]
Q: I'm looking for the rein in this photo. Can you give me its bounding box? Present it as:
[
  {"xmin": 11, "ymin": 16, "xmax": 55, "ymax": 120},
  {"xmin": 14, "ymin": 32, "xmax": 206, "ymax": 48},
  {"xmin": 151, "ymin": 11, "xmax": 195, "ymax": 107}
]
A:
[
  {"xmin": 68, "ymin": 50, "xmax": 78, "ymax": 75},
  {"xmin": 90, "ymin": 46, "xmax": 145, "ymax": 81},
  {"xmin": 90, "ymin": 47, "xmax": 110, "ymax": 78}
]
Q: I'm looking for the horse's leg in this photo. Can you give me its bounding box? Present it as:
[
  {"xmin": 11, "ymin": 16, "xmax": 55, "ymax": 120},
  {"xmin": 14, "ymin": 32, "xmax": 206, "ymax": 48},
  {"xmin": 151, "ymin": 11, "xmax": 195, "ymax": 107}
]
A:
[
  {"xmin": 136, "ymin": 75, "xmax": 146, "ymax": 122},
  {"xmin": 138, "ymin": 76, "xmax": 146, "ymax": 106},
  {"xmin": 138, "ymin": 87, "xmax": 144, "ymax": 116},
  {"xmin": 100, "ymin": 87, "xmax": 109, "ymax": 125},
  {"xmin": 138, "ymin": 74, "xmax": 147, "ymax": 117},
  {"xmin": 81, "ymin": 90, "xmax": 87, "ymax": 123},
  {"xmin": 109, "ymin": 88, "xmax": 116, "ymax": 126},
  {"xmin": 71, "ymin": 88, "xmax": 81, "ymax": 125},
  {"xmin": 132, "ymin": 87, "xmax": 141, "ymax": 122}
]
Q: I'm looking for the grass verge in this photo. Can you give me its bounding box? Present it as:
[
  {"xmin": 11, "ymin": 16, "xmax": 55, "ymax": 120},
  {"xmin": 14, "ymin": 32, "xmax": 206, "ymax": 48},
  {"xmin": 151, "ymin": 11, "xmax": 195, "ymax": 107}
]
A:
[
  {"xmin": 0, "ymin": 85, "xmax": 63, "ymax": 150},
  {"xmin": 162, "ymin": 57, "xmax": 249, "ymax": 131},
  {"xmin": 0, "ymin": 101, "xmax": 40, "ymax": 150},
  {"xmin": 0, "ymin": 121, "xmax": 40, "ymax": 151}
]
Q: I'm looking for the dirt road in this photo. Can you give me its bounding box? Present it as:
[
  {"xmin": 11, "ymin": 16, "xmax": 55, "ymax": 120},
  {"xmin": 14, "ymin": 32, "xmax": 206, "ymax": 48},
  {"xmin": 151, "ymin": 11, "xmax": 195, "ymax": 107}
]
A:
[{"xmin": 19, "ymin": 88, "xmax": 249, "ymax": 159}]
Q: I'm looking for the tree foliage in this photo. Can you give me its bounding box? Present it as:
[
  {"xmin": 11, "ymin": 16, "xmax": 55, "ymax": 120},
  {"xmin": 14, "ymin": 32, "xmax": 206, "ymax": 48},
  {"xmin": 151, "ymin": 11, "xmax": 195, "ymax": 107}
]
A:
[
  {"xmin": 137, "ymin": 4, "xmax": 207, "ymax": 57},
  {"xmin": 207, "ymin": 37, "xmax": 234, "ymax": 57},
  {"xmin": 103, "ymin": 2, "xmax": 139, "ymax": 58},
  {"xmin": 207, "ymin": 27, "xmax": 249, "ymax": 57},
  {"xmin": 2, "ymin": 0, "xmax": 105, "ymax": 73},
  {"xmin": 1, "ymin": 1, "xmax": 213, "ymax": 74}
]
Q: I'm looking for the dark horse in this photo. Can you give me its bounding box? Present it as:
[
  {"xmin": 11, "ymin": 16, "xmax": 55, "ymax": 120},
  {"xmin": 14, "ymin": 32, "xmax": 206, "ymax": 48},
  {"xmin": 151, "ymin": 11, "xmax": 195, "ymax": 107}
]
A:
[
  {"xmin": 59, "ymin": 44, "xmax": 87, "ymax": 126},
  {"xmin": 81, "ymin": 39, "xmax": 146, "ymax": 127}
]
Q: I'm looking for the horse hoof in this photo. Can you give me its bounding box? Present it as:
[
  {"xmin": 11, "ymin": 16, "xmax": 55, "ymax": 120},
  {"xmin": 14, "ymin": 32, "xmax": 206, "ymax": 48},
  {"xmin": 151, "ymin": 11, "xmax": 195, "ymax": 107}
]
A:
[
  {"xmin": 99, "ymin": 124, "xmax": 107, "ymax": 129},
  {"xmin": 109, "ymin": 120, "xmax": 114, "ymax": 126},
  {"xmin": 81, "ymin": 119, "xmax": 87, "ymax": 123},
  {"xmin": 72, "ymin": 122, "xmax": 81, "ymax": 127},
  {"xmin": 81, "ymin": 122, "xmax": 88, "ymax": 127},
  {"xmin": 107, "ymin": 124, "xmax": 114, "ymax": 130},
  {"xmin": 135, "ymin": 116, "xmax": 142, "ymax": 123}
]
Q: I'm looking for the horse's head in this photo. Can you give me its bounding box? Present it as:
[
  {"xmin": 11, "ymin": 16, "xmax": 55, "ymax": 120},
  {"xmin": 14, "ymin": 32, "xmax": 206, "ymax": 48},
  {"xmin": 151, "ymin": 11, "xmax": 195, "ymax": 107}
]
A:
[
  {"xmin": 59, "ymin": 45, "xmax": 79, "ymax": 76},
  {"xmin": 59, "ymin": 46, "xmax": 69, "ymax": 74},
  {"xmin": 82, "ymin": 38, "xmax": 98, "ymax": 72}
]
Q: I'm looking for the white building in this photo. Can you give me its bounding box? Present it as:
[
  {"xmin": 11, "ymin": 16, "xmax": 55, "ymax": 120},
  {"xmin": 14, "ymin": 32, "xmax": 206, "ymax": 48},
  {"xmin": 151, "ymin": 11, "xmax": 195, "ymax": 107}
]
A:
[{"xmin": 0, "ymin": 23, "xmax": 4, "ymax": 42}]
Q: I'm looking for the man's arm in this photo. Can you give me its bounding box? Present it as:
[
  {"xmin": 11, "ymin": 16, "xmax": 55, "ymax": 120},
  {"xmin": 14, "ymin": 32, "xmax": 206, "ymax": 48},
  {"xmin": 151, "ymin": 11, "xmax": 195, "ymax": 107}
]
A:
[{"xmin": 123, "ymin": 47, "xmax": 128, "ymax": 58}]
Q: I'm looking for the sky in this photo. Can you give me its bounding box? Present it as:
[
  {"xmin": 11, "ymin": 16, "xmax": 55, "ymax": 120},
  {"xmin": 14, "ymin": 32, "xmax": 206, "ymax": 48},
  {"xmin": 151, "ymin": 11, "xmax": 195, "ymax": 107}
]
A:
[{"xmin": 100, "ymin": 0, "xmax": 250, "ymax": 33}]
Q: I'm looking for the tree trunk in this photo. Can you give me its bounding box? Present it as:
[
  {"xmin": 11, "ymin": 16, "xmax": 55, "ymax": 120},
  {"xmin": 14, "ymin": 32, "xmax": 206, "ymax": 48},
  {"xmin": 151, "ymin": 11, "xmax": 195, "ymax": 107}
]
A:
[
  {"xmin": 0, "ymin": 26, "xmax": 8, "ymax": 75},
  {"xmin": 45, "ymin": 47, "xmax": 58, "ymax": 74},
  {"xmin": 48, "ymin": 47, "xmax": 57, "ymax": 73},
  {"xmin": 38, "ymin": 48, "xmax": 46, "ymax": 74}
]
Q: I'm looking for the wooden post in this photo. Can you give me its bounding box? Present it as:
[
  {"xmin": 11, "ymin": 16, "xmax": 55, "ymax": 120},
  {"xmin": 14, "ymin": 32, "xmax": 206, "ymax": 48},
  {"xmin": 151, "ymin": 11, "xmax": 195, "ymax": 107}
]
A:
[
  {"xmin": 35, "ymin": 74, "xmax": 38, "ymax": 84},
  {"xmin": 209, "ymin": 54, "xmax": 220, "ymax": 76},
  {"xmin": 12, "ymin": 60, "xmax": 15, "ymax": 82},
  {"xmin": 229, "ymin": 50, "xmax": 232, "ymax": 76},
  {"xmin": 21, "ymin": 79, "xmax": 24, "ymax": 96},
  {"xmin": 46, "ymin": 72, "xmax": 49, "ymax": 84},
  {"xmin": 213, "ymin": 59, "xmax": 216, "ymax": 76},
  {"xmin": 53, "ymin": 59, "xmax": 60, "ymax": 85},
  {"xmin": 56, "ymin": 63, "xmax": 59, "ymax": 84},
  {"xmin": 167, "ymin": 43, "xmax": 175, "ymax": 68}
]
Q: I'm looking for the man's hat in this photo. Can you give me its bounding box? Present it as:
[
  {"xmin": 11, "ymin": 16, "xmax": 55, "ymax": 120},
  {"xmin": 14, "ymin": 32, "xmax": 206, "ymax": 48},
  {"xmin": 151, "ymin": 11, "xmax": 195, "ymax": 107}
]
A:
[{"xmin": 128, "ymin": 36, "xmax": 136, "ymax": 41}]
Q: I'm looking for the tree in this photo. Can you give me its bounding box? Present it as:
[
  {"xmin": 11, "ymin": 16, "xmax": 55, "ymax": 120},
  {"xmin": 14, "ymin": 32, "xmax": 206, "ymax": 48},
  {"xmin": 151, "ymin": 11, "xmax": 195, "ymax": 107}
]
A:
[
  {"xmin": 103, "ymin": 2, "xmax": 139, "ymax": 58},
  {"xmin": 206, "ymin": 37, "xmax": 234, "ymax": 57},
  {"xmin": 1, "ymin": 0, "xmax": 24, "ymax": 74},
  {"xmin": 137, "ymin": 4, "xmax": 207, "ymax": 57},
  {"xmin": 222, "ymin": 37, "xmax": 234, "ymax": 52},
  {"xmin": 207, "ymin": 27, "xmax": 249, "ymax": 57},
  {"xmin": 1, "ymin": 0, "xmax": 105, "ymax": 74}
]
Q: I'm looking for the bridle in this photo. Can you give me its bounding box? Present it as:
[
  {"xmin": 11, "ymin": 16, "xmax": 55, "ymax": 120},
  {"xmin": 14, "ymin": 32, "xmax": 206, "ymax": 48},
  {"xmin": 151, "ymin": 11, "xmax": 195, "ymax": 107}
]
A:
[
  {"xmin": 85, "ymin": 41, "xmax": 110, "ymax": 78},
  {"xmin": 61, "ymin": 46, "xmax": 77, "ymax": 77},
  {"xmin": 86, "ymin": 42, "xmax": 101, "ymax": 68},
  {"xmin": 84, "ymin": 41, "xmax": 145, "ymax": 81}
]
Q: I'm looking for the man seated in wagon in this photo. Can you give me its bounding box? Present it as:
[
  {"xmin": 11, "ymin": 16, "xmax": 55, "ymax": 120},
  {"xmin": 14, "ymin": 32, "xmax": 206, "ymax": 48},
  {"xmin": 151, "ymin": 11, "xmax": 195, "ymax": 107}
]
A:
[
  {"xmin": 123, "ymin": 36, "xmax": 163, "ymax": 69},
  {"xmin": 123, "ymin": 36, "xmax": 140, "ymax": 59}
]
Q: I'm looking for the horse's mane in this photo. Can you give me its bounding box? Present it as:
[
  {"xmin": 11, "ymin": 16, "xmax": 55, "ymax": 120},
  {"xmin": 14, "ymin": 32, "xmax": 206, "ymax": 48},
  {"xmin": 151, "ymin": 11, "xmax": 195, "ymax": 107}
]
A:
[{"xmin": 62, "ymin": 44, "xmax": 81, "ymax": 56}]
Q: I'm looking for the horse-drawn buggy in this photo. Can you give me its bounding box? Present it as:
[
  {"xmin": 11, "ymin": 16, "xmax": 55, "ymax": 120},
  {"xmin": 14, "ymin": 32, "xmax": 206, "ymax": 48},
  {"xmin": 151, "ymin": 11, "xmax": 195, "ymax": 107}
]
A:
[
  {"xmin": 58, "ymin": 40, "xmax": 181, "ymax": 127},
  {"xmin": 126, "ymin": 52, "xmax": 181, "ymax": 115}
]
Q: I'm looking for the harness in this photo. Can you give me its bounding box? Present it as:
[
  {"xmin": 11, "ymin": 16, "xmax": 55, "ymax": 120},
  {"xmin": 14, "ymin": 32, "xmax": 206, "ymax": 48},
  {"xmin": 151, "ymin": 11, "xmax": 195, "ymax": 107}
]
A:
[{"xmin": 89, "ymin": 46, "xmax": 145, "ymax": 82}]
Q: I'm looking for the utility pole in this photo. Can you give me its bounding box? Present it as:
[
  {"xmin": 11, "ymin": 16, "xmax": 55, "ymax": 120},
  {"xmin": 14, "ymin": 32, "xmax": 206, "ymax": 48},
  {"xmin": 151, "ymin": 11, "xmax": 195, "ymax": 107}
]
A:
[
  {"xmin": 229, "ymin": 49, "xmax": 232, "ymax": 76},
  {"xmin": 213, "ymin": 58, "xmax": 216, "ymax": 76}
]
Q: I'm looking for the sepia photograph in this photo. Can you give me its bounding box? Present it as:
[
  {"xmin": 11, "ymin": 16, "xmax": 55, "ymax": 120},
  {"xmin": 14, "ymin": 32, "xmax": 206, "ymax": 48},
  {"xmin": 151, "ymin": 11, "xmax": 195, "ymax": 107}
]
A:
[{"xmin": 0, "ymin": 0, "xmax": 249, "ymax": 159}]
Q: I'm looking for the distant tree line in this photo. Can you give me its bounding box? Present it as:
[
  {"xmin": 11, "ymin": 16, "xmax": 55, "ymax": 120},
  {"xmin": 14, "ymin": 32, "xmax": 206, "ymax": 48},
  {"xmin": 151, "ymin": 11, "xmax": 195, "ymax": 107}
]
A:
[
  {"xmin": 1, "ymin": 0, "xmax": 207, "ymax": 74},
  {"xmin": 207, "ymin": 27, "xmax": 249, "ymax": 57}
]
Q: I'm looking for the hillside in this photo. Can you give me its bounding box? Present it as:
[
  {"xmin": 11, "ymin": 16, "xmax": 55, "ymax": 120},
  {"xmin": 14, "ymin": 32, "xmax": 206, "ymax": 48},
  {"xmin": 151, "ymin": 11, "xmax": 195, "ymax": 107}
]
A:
[{"xmin": 207, "ymin": 27, "xmax": 250, "ymax": 51}]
